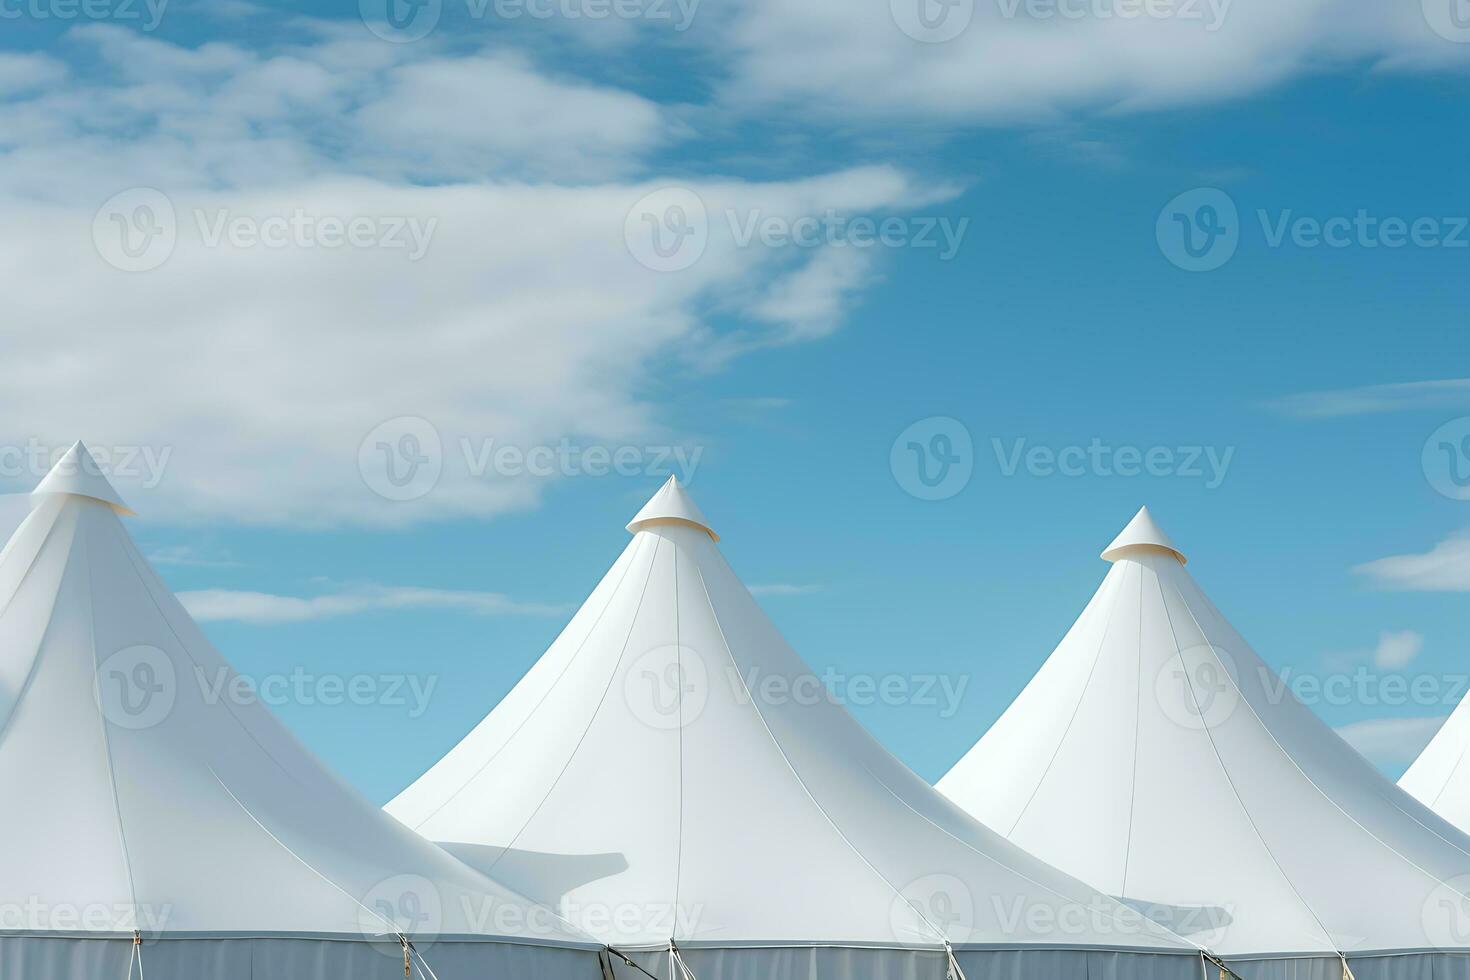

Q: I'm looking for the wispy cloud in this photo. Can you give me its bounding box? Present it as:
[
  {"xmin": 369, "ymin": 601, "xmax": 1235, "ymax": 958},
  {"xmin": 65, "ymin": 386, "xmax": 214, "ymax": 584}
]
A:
[
  {"xmin": 1336, "ymin": 716, "xmax": 1446, "ymax": 769},
  {"xmin": 1372, "ymin": 630, "xmax": 1425, "ymax": 669},
  {"xmin": 178, "ymin": 586, "xmax": 568, "ymax": 624},
  {"xmin": 148, "ymin": 545, "xmax": 243, "ymax": 569},
  {"xmin": 1264, "ymin": 379, "xmax": 1470, "ymax": 419},
  {"xmin": 0, "ymin": 26, "xmax": 944, "ymax": 528},
  {"xmin": 748, "ymin": 583, "xmax": 823, "ymax": 596},
  {"xmin": 1355, "ymin": 532, "xmax": 1470, "ymax": 592}
]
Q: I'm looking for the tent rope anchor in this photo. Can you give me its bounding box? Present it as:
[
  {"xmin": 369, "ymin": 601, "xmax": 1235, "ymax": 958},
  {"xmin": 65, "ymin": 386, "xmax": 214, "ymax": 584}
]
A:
[
  {"xmin": 943, "ymin": 939, "xmax": 968, "ymax": 980},
  {"xmin": 605, "ymin": 946, "xmax": 661, "ymax": 980},
  {"xmin": 668, "ymin": 938, "xmax": 698, "ymax": 980},
  {"xmin": 124, "ymin": 930, "xmax": 144, "ymax": 980}
]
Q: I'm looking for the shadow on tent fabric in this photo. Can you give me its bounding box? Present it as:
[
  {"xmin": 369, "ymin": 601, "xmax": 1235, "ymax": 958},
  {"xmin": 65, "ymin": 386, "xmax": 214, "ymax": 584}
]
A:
[{"xmin": 440, "ymin": 844, "xmax": 631, "ymax": 903}]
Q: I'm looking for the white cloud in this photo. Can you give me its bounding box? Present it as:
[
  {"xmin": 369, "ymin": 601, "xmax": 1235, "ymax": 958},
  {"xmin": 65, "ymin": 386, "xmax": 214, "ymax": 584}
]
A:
[
  {"xmin": 147, "ymin": 545, "xmax": 243, "ymax": 568},
  {"xmin": 0, "ymin": 53, "xmax": 68, "ymax": 93},
  {"xmin": 705, "ymin": 0, "xmax": 1470, "ymax": 124},
  {"xmin": 1265, "ymin": 379, "xmax": 1470, "ymax": 419},
  {"xmin": 1355, "ymin": 532, "xmax": 1470, "ymax": 592},
  {"xmin": 748, "ymin": 583, "xmax": 823, "ymax": 596},
  {"xmin": 0, "ymin": 30, "xmax": 943, "ymax": 527},
  {"xmin": 1373, "ymin": 629, "xmax": 1425, "ymax": 669},
  {"xmin": 178, "ymin": 585, "xmax": 567, "ymax": 623},
  {"xmin": 1336, "ymin": 715, "xmax": 1446, "ymax": 768},
  {"xmin": 354, "ymin": 52, "xmax": 672, "ymax": 181}
]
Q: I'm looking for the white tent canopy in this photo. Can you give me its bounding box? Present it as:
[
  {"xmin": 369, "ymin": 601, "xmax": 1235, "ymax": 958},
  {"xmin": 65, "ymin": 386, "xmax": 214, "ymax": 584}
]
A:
[
  {"xmin": 388, "ymin": 480, "xmax": 1211, "ymax": 980},
  {"xmin": 938, "ymin": 507, "xmax": 1470, "ymax": 980},
  {"xmin": 0, "ymin": 442, "xmax": 600, "ymax": 979},
  {"xmin": 1401, "ymin": 689, "xmax": 1470, "ymax": 835}
]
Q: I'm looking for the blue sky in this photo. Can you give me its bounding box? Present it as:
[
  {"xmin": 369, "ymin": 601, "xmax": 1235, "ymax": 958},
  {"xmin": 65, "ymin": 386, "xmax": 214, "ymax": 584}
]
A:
[{"xmin": 2, "ymin": 0, "xmax": 1469, "ymax": 803}]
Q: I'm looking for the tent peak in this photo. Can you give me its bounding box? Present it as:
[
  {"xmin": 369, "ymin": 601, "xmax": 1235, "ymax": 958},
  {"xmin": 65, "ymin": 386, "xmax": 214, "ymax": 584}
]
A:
[
  {"xmin": 1100, "ymin": 506, "xmax": 1185, "ymax": 564},
  {"xmin": 31, "ymin": 440, "xmax": 135, "ymax": 516},
  {"xmin": 625, "ymin": 476, "xmax": 718, "ymax": 541}
]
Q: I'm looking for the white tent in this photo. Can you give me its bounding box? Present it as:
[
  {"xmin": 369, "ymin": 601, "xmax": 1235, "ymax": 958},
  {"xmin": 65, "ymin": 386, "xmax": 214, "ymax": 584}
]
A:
[
  {"xmin": 938, "ymin": 507, "xmax": 1470, "ymax": 980},
  {"xmin": 387, "ymin": 479, "xmax": 1212, "ymax": 980},
  {"xmin": 1400, "ymin": 689, "xmax": 1470, "ymax": 836},
  {"xmin": 0, "ymin": 443, "xmax": 602, "ymax": 978}
]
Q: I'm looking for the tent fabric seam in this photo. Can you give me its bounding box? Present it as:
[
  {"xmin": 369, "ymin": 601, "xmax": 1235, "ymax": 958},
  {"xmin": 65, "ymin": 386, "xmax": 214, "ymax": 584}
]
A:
[
  {"xmin": 1168, "ymin": 561, "xmax": 1470, "ymax": 907},
  {"xmin": 0, "ymin": 506, "xmax": 73, "ymax": 754},
  {"xmin": 474, "ymin": 534, "xmax": 666, "ymax": 884},
  {"xmin": 687, "ymin": 551, "xmax": 948, "ymax": 948},
  {"xmin": 1122, "ymin": 560, "xmax": 1144, "ymax": 896},
  {"xmin": 1186, "ymin": 580, "xmax": 1470, "ymax": 863},
  {"xmin": 81, "ymin": 522, "xmax": 143, "ymax": 932},
  {"xmin": 1149, "ymin": 559, "xmax": 1339, "ymax": 955},
  {"xmin": 1004, "ymin": 567, "xmax": 1127, "ymax": 840},
  {"xmin": 406, "ymin": 533, "xmax": 649, "ymax": 833}
]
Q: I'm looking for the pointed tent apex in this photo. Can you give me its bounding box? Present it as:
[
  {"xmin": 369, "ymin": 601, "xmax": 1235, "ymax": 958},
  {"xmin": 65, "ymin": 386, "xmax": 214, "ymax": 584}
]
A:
[
  {"xmin": 31, "ymin": 441, "xmax": 135, "ymax": 516},
  {"xmin": 626, "ymin": 476, "xmax": 718, "ymax": 542},
  {"xmin": 1100, "ymin": 506, "xmax": 1185, "ymax": 565}
]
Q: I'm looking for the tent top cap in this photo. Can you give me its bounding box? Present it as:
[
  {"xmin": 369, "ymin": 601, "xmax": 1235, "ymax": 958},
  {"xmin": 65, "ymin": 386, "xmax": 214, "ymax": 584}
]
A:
[
  {"xmin": 31, "ymin": 440, "xmax": 135, "ymax": 516},
  {"xmin": 1100, "ymin": 506, "xmax": 1186, "ymax": 565},
  {"xmin": 626, "ymin": 476, "xmax": 718, "ymax": 542}
]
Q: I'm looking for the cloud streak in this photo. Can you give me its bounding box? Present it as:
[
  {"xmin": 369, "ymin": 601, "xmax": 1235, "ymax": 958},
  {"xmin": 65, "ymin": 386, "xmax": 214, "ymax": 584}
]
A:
[
  {"xmin": 178, "ymin": 585, "xmax": 568, "ymax": 623},
  {"xmin": 1355, "ymin": 532, "xmax": 1470, "ymax": 592},
  {"xmin": 1265, "ymin": 379, "xmax": 1470, "ymax": 419}
]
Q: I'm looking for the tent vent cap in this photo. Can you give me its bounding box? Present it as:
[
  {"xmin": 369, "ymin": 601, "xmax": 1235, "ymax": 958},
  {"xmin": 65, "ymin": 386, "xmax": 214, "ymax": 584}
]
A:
[
  {"xmin": 1101, "ymin": 506, "xmax": 1185, "ymax": 565},
  {"xmin": 626, "ymin": 476, "xmax": 718, "ymax": 542},
  {"xmin": 31, "ymin": 440, "xmax": 135, "ymax": 516}
]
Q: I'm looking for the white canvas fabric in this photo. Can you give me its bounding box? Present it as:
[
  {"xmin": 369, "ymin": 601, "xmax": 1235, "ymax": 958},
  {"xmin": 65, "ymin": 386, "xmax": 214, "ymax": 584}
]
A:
[
  {"xmin": 939, "ymin": 507, "xmax": 1470, "ymax": 977},
  {"xmin": 387, "ymin": 480, "xmax": 1209, "ymax": 977},
  {"xmin": 0, "ymin": 443, "xmax": 600, "ymax": 977},
  {"xmin": 1399, "ymin": 689, "xmax": 1470, "ymax": 838}
]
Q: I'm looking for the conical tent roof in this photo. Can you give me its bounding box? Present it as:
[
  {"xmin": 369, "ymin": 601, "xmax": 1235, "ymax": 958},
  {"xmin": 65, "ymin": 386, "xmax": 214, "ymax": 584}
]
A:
[
  {"xmin": 938, "ymin": 508, "xmax": 1470, "ymax": 977},
  {"xmin": 1401, "ymin": 695, "xmax": 1470, "ymax": 834},
  {"xmin": 0, "ymin": 446, "xmax": 595, "ymax": 959},
  {"xmin": 386, "ymin": 483, "xmax": 1203, "ymax": 970}
]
